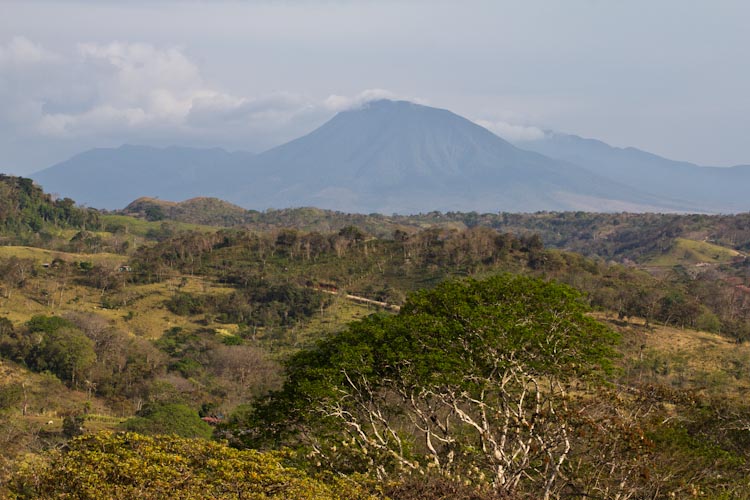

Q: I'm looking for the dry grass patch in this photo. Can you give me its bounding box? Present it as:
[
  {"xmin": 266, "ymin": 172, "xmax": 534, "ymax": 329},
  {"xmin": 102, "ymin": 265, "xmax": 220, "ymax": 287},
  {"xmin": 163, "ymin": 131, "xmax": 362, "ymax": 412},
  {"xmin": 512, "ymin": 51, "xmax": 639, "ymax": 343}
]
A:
[
  {"xmin": 0, "ymin": 267, "xmax": 239, "ymax": 339},
  {"xmin": 599, "ymin": 312, "xmax": 750, "ymax": 399},
  {"xmin": 286, "ymin": 296, "xmax": 377, "ymax": 350},
  {"xmin": 646, "ymin": 237, "xmax": 742, "ymax": 267},
  {"xmin": 92, "ymin": 276, "xmax": 238, "ymax": 339},
  {"xmin": 0, "ymin": 246, "xmax": 127, "ymax": 268}
]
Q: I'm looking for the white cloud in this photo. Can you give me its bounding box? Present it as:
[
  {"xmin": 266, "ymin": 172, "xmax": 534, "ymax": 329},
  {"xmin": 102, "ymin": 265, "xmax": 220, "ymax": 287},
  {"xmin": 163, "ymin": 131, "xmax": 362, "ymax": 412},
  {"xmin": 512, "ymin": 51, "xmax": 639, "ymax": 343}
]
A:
[
  {"xmin": 0, "ymin": 39, "xmax": 242, "ymax": 139},
  {"xmin": 0, "ymin": 38, "xmax": 351, "ymax": 143},
  {"xmin": 34, "ymin": 41, "xmax": 212, "ymax": 136},
  {"xmin": 0, "ymin": 37, "xmax": 433, "ymax": 169},
  {"xmin": 474, "ymin": 119, "xmax": 545, "ymax": 142},
  {"xmin": 38, "ymin": 105, "xmax": 151, "ymax": 136},
  {"xmin": 323, "ymin": 89, "xmax": 398, "ymax": 112},
  {"xmin": 187, "ymin": 91, "xmax": 313, "ymax": 131},
  {"xmin": 0, "ymin": 36, "xmax": 62, "ymax": 66},
  {"xmin": 0, "ymin": 37, "xmax": 67, "ymax": 135}
]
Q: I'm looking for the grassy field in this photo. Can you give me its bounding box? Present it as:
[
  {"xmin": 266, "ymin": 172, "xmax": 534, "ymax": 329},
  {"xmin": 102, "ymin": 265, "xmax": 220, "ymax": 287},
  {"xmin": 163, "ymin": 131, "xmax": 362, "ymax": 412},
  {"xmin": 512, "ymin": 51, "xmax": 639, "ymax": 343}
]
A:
[
  {"xmin": 100, "ymin": 214, "xmax": 220, "ymax": 237},
  {"xmin": 0, "ymin": 263, "xmax": 238, "ymax": 338},
  {"xmin": 599, "ymin": 312, "xmax": 750, "ymax": 400},
  {"xmin": 281, "ymin": 296, "xmax": 378, "ymax": 352},
  {"xmin": 646, "ymin": 237, "xmax": 743, "ymax": 267},
  {"xmin": 111, "ymin": 276, "xmax": 239, "ymax": 339},
  {"xmin": 0, "ymin": 246, "xmax": 127, "ymax": 268}
]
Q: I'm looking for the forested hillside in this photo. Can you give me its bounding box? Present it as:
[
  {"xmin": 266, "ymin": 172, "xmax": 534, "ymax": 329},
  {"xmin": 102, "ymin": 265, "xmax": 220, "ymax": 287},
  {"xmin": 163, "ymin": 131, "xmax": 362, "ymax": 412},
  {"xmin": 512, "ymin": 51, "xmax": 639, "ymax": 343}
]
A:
[
  {"xmin": 120, "ymin": 196, "xmax": 750, "ymax": 263},
  {"xmin": 2, "ymin": 179, "xmax": 750, "ymax": 498},
  {"xmin": 0, "ymin": 175, "xmax": 101, "ymax": 245}
]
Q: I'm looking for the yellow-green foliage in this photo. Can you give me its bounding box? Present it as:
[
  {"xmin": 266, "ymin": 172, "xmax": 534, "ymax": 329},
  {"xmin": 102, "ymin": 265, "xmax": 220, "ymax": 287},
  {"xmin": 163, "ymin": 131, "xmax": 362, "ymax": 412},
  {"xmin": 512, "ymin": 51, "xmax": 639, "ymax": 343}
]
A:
[
  {"xmin": 647, "ymin": 237, "xmax": 741, "ymax": 267},
  {"xmin": 10, "ymin": 432, "xmax": 376, "ymax": 500},
  {"xmin": 0, "ymin": 246, "xmax": 126, "ymax": 268},
  {"xmin": 100, "ymin": 214, "xmax": 218, "ymax": 237},
  {"xmin": 0, "ymin": 266, "xmax": 236, "ymax": 338}
]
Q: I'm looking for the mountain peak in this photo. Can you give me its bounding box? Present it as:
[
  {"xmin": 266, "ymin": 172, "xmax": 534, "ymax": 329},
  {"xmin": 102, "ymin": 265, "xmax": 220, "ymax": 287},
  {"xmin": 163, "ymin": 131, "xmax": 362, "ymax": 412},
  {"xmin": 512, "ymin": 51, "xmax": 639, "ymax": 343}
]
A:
[
  {"xmin": 360, "ymin": 98, "xmax": 412, "ymax": 107},
  {"xmin": 357, "ymin": 99, "xmax": 426, "ymax": 111},
  {"xmin": 241, "ymin": 100, "xmax": 665, "ymax": 213},
  {"xmin": 31, "ymin": 100, "xmax": 714, "ymax": 214},
  {"xmin": 345, "ymin": 99, "xmax": 461, "ymax": 120}
]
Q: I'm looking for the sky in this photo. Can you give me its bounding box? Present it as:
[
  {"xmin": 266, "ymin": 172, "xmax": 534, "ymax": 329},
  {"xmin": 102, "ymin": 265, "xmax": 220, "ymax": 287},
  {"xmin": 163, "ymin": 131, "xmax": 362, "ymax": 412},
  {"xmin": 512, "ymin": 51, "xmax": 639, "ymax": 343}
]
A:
[{"xmin": 1, "ymin": 0, "xmax": 749, "ymax": 175}]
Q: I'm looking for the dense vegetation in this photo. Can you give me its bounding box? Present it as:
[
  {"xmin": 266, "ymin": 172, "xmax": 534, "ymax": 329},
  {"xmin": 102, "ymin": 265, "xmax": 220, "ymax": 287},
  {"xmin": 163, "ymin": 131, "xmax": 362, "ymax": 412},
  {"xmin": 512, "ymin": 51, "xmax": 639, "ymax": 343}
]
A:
[
  {"xmin": 0, "ymin": 175, "xmax": 101, "ymax": 245},
  {"xmin": 122, "ymin": 223, "xmax": 750, "ymax": 341},
  {"xmin": 10, "ymin": 432, "xmax": 376, "ymax": 499},
  {"xmin": 245, "ymin": 275, "xmax": 619, "ymax": 498},
  {"xmin": 120, "ymin": 196, "xmax": 750, "ymax": 262},
  {"xmin": 3, "ymin": 178, "xmax": 750, "ymax": 497}
]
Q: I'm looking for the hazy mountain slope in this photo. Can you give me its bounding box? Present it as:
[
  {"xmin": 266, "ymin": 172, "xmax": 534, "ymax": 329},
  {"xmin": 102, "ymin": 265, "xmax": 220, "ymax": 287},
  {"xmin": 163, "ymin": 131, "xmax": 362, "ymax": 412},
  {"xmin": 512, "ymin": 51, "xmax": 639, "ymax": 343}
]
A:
[
  {"xmin": 520, "ymin": 133, "xmax": 750, "ymax": 212},
  {"xmin": 32, "ymin": 145, "xmax": 256, "ymax": 209},
  {"xmin": 227, "ymin": 100, "xmax": 677, "ymax": 213},
  {"xmin": 30, "ymin": 100, "xmax": 697, "ymax": 214}
]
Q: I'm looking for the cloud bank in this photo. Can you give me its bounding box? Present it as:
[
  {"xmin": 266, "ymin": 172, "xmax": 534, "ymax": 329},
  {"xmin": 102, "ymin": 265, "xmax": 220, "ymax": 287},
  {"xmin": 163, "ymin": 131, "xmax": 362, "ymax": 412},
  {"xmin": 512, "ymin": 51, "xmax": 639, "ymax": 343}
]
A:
[
  {"xmin": 474, "ymin": 119, "xmax": 546, "ymax": 142},
  {"xmin": 0, "ymin": 36, "xmax": 545, "ymax": 173},
  {"xmin": 1, "ymin": 38, "xmax": 428, "ymax": 144}
]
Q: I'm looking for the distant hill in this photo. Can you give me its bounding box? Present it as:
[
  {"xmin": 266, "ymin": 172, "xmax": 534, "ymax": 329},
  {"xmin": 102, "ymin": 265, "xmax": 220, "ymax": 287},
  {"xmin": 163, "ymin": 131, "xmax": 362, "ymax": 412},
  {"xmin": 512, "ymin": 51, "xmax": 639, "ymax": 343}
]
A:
[
  {"xmin": 123, "ymin": 197, "xmax": 255, "ymax": 226},
  {"xmin": 31, "ymin": 99, "xmax": 750, "ymax": 214},
  {"xmin": 33, "ymin": 145, "xmax": 256, "ymax": 210},
  {"xmin": 229, "ymin": 100, "xmax": 673, "ymax": 213},
  {"xmin": 121, "ymin": 198, "xmax": 416, "ymax": 236},
  {"xmin": 645, "ymin": 237, "xmax": 744, "ymax": 267},
  {"xmin": 519, "ymin": 132, "xmax": 750, "ymax": 212}
]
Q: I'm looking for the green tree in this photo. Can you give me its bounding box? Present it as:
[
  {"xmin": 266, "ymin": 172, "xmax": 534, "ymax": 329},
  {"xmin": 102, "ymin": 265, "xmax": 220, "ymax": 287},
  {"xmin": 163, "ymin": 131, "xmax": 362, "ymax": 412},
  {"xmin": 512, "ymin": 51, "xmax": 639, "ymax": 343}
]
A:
[
  {"xmin": 249, "ymin": 275, "xmax": 619, "ymax": 498},
  {"xmin": 144, "ymin": 205, "xmax": 166, "ymax": 221},
  {"xmin": 26, "ymin": 315, "xmax": 74, "ymax": 335},
  {"xmin": 122, "ymin": 403, "xmax": 213, "ymax": 439},
  {"xmin": 9, "ymin": 316, "xmax": 98, "ymax": 388},
  {"xmin": 31, "ymin": 327, "xmax": 96, "ymax": 388}
]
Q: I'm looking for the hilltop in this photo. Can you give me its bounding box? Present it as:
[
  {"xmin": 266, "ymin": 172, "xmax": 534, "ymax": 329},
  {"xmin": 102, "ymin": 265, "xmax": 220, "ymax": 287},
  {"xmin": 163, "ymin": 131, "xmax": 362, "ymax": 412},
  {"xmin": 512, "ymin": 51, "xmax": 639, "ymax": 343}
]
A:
[
  {"xmin": 123, "ymin": 197, "xmax": 254, "ymax": 226},
  {"xmin": 522, "ymin": 131, "xmax": 750, "ymax": 212},
  {"xmin": 229, "ymin": 99, "xmax": 668, "ymax": 213}
]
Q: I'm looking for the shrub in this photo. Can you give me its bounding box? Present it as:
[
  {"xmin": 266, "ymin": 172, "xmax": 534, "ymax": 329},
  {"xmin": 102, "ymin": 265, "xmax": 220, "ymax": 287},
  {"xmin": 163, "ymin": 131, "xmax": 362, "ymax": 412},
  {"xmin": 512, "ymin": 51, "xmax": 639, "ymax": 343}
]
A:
[
  {"xmin": 10, "ymin": 432, "xmax": 376, "ymax": 499},
  {"xmin": 121, "ymin": 403, "xmax": 213, "ymax": 439}
]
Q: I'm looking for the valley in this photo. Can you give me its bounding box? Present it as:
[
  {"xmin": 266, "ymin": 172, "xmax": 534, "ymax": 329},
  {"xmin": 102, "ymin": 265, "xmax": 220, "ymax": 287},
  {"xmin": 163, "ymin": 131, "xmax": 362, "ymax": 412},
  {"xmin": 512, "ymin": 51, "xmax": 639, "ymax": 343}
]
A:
[
  {"xmin": 2, "ymin": 174, "xmax": 750, "ymax": 497},
  {"xmin": 4, "ymin": 2, "xmax": 750, "ymax": 497}
]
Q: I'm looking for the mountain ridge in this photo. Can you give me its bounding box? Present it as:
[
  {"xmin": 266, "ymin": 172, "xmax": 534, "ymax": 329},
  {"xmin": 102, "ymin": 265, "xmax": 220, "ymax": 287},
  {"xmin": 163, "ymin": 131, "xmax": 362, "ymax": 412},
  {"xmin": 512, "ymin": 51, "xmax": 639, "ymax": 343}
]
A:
[
  {"xmin": 519, "ymin": 132, "xmax": 750, "ymax": 212},
  {"xmin": 220, "ymin": 100, "xmax": 685, "ymax": 213},
  {"xmin": 29, "ymin": 99, "xmax": 744, "ymax": 213},
  {"xmin": 32, "ymin": 144, "xmax": 257, "ymax": 209}
]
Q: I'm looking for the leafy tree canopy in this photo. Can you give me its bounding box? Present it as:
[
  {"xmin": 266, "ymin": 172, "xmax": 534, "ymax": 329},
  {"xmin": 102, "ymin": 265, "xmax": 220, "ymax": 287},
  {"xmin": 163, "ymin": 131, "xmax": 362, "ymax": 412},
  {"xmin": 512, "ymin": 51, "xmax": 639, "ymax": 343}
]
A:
[
  {"xmin": 0, "ymin": 316, "xmax": 95, "ymax": 388},
  {"xmin": 121, "ymin": 403, "xmax": 213, "ymax": 439},
  {"xmin": 0, "ymin": 175, "xmax": 100, "ymax": 240},
  {"xmin": 249, "ymin": 274, "xmax": 619, "ymax": 496},
  {"xmin": 26, "ymin": 315, "xmax": 74, "ymax": 335}
]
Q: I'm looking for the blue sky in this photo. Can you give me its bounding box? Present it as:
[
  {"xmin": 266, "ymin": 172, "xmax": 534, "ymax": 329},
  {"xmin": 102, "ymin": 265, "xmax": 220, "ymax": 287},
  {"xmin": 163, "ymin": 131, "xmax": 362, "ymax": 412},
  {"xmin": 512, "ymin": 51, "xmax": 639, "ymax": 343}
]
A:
[{"xmin": 1, "ymin": 0, "xmax": 748, "ymax": 174}]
